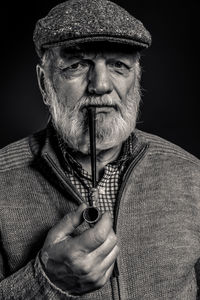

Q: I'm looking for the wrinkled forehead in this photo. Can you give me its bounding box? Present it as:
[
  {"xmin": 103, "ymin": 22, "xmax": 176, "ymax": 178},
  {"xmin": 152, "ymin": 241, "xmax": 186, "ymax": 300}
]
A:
[{"xmin": 52, "ymin": 42, "xmax": 139, "ymax": 62}]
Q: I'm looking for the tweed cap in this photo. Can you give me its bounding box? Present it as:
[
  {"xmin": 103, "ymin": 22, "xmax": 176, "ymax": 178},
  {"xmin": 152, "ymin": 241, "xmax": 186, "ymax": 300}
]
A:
[{"xmin": 33, "ymin": 0, "xmax": 152, "ymax": 58}]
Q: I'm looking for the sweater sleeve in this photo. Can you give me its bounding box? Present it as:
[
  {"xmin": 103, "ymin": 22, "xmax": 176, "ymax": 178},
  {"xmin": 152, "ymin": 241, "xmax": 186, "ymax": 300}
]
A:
[{"xmin": 0, "ymin": 252, "xmax": 76, "ymax": 299}]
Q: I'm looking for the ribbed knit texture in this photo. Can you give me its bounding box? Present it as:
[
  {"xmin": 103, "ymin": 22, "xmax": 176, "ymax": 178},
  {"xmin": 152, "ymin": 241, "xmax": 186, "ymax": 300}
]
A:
[{"xmin": 0, "ymin": 128, "xmax": 200, "ymax": 299}]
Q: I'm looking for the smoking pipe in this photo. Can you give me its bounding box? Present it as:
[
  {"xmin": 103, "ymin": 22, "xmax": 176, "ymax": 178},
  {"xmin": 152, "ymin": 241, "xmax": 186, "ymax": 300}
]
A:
[{"xmin": 82, "ymin": 106, "xmax": 101, "ymax": 224}]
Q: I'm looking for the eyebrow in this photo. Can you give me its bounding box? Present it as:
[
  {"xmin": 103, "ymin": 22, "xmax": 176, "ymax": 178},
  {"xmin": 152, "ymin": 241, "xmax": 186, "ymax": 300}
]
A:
[
  {"xmin": 66, "ymin": 54, "xmax": 85, "ymax": 60},
  {"xmin": 57, "ymin": 50, "xmax": 135, "ymax": 67},
  {"xmin": 56, "ymin": 53, "xmax": 85, "ymax": 68},
  {"xmin": 64, "ymin": 53, "xmax": 128, "ymax": 61}
]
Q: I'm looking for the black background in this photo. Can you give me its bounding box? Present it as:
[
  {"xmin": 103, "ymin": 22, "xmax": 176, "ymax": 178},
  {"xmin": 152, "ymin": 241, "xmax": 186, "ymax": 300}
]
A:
[{"xmin": 0, "ymin": 1, "xmax": 199, "ymax": 158}]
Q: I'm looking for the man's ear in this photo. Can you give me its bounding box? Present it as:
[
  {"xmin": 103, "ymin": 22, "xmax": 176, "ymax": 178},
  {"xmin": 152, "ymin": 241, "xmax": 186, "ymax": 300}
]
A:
[{"xmin": 36, "ymin": 64, "xmax": 47, "ymax": 101}]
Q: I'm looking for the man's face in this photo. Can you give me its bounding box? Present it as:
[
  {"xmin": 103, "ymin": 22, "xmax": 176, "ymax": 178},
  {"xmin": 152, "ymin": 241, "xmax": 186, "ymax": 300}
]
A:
[{"xmin": 42, "ymin": 44, "xmax": 141, "ymax": 154}]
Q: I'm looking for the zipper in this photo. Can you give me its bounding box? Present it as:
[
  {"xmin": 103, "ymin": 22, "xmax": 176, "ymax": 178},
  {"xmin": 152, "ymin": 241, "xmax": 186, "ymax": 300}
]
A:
[
  {"xmin": 43, "ymin": 145, "xmax": 149, "ymax": 282},
  {"xmin": 42, "ymin": 152, "xmax": 85, "ymax": 205},
  {"xmin": 113, "ymin": 143, "xmax": 149, "ymax": 278}
]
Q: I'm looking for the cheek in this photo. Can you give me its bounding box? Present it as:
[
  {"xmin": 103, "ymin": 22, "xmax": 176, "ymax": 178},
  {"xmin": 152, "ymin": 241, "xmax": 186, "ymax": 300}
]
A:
[
  {"xmin": 113, "ymin": 78, "xmax": 136, "ymax": 102},
  {"xmin": 111, "ymin": 69, "xmax": 136, "ymax": 101},
  {"xmin": 126, "ymin": 83, "xmax": 135, "ymax": 99},
  {"xmin": 52, "ymin": 75, "xmax": 88, "ymax": 108}
]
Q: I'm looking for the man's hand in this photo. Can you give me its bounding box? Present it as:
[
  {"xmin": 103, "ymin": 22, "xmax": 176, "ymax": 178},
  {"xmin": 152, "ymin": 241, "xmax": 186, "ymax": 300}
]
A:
[{"xmin": 40, "ymin": 204, "xmax": 119, "ymax": 295}]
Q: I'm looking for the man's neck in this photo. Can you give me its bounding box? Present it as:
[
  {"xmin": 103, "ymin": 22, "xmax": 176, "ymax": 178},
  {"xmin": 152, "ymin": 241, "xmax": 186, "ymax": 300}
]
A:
[{"xmin": 73, "ymin": 143, "xmax": 123, "ymax": 181}]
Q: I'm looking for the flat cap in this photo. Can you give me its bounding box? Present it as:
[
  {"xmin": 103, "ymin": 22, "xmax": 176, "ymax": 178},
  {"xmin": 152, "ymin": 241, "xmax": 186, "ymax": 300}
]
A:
[{"xmin": 33, "ymin": 0, "xmax": 152, "ymax": 58}]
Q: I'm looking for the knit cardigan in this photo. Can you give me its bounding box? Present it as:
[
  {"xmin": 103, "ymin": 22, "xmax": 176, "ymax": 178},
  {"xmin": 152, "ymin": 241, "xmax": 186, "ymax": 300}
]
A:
[{"xmin": 0, "ymin": 127, "xmax": 200, "ymax": 300}]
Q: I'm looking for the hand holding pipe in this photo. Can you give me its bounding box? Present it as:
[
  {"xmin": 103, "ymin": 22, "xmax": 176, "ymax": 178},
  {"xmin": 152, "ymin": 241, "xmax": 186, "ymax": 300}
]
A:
[{"xmin": 82, "ymin": 107, "xmax": 101, "ymax": 225}]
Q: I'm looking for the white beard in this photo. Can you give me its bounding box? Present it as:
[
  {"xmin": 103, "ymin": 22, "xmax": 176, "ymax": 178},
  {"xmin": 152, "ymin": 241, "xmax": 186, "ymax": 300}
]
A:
[{"xmin": 45, "ymin": 65, "xmax": 141, "ymax": 154}]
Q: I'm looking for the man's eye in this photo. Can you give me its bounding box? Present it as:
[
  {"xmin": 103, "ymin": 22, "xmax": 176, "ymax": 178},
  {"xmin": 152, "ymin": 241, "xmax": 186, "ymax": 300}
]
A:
[
  {"xmin": 109, "ymin": 61, "xmax": 129, "ymax": 72},
  {"xmin": 68, "ymin": 62, "xmax": 89, "ymax": 71},
  {"xmin": 61, "ymin": 61, "xmax": 89, "ymax": 76},
  {"xmin": 68, "ymin": 63, "xmax": 82, "ymax": 70},
  {"xmin": 114, "ymin": 61, "xmax": 125, "ymax": 68}
]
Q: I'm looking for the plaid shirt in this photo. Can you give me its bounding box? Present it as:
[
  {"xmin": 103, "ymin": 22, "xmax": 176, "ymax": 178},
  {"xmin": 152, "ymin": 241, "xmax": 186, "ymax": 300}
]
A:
[{"xmin": 58, "ymin": 134, "xmax": 136, "ymax": 218}]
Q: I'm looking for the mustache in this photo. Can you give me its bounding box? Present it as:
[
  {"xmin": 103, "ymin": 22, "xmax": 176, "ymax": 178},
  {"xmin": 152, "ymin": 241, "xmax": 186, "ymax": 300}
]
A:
[{"xmin": 73, "ymin": 96, "xmax": 122, "ymax": 112}]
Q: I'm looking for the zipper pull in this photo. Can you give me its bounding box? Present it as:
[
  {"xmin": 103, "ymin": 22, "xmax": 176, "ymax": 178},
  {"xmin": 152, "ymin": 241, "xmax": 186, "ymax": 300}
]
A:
[{"xmin": 90, "ymin": 187, "xmax": 99, "ymax": 207}]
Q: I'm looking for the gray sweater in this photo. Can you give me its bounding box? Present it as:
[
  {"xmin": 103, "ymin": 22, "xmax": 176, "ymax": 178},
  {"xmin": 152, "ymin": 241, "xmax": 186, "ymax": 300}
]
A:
[{"xmin": 0, "ymin": 128, "xmax": 200, "ymax": 299}]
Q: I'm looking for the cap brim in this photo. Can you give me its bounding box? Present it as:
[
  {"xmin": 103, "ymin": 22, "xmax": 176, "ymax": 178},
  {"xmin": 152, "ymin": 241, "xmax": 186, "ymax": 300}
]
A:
[{"xmin": 40, "ymin": 35, "xmax": 149, "ymax": 54}]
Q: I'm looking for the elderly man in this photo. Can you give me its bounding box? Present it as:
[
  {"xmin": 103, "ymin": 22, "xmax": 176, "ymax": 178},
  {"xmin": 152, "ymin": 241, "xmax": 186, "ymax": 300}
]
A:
[{"xmin": 0, "ymin": 0, "xmax": 200, "ymax": 299}]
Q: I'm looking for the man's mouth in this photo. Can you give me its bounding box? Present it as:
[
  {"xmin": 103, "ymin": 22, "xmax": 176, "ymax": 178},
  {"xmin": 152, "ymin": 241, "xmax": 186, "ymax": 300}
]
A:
[
  {"xmin": 82, "ymin": 104, "xmax": 117, "ymax": 113},
  {"xmin": 95, "ymin": 105, "xmax": 116, "ymax": 114}
]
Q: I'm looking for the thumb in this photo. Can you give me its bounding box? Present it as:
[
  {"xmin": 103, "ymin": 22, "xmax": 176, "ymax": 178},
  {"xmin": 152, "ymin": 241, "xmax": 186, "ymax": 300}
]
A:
[{"xmin": 45, "ymin": 203, "xmax": 87, "ymax": 245}]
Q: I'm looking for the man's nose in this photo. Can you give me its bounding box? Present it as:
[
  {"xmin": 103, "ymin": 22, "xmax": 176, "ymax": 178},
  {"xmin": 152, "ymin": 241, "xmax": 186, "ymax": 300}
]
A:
[{"xmin": 88, "ymin": 62, "xmax": 113, "ymax": 95}]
